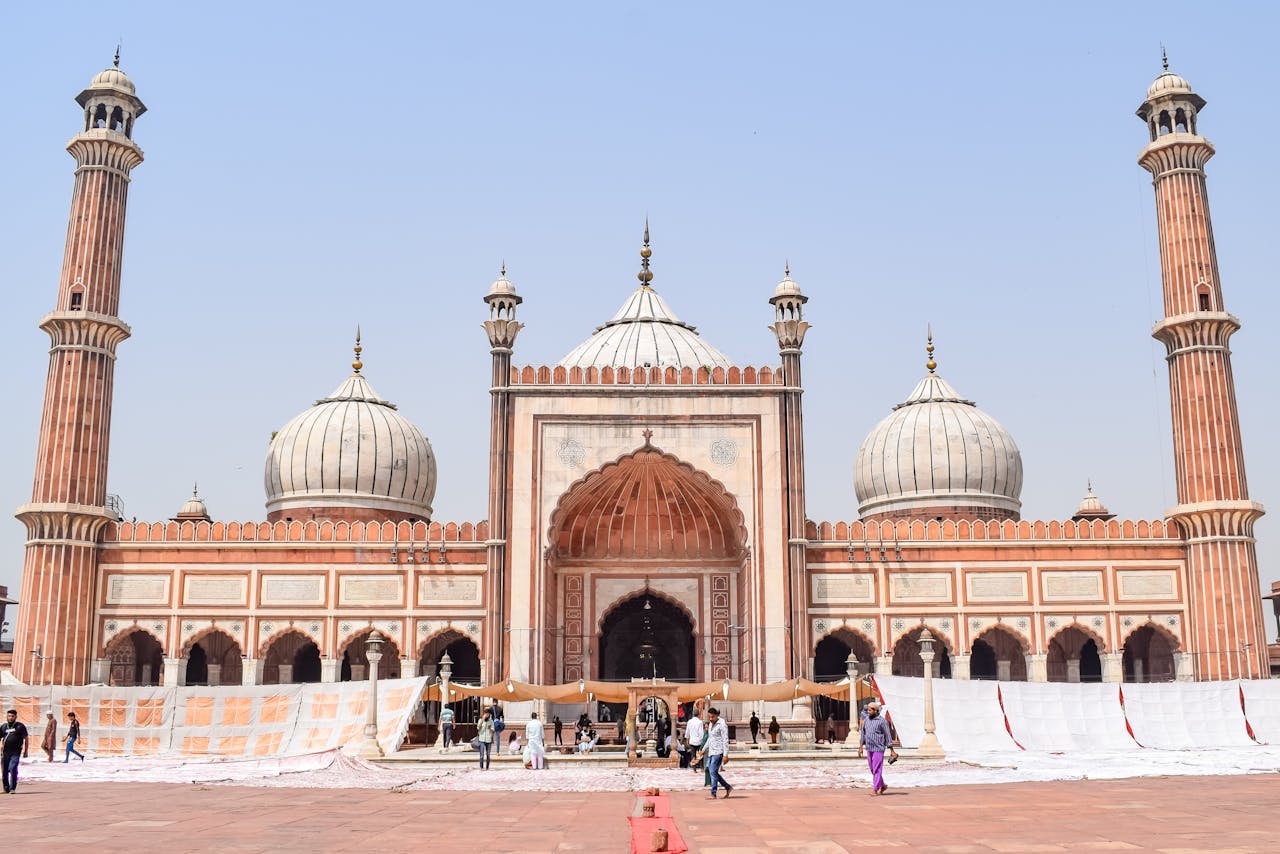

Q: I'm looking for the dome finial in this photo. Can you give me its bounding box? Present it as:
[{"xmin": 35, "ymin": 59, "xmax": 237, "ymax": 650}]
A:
[
  {"xmin": 192, "ymin": 482, "xmax": 199, "ymax": 498},
  {"xmin": 114, "ymin": 42, "xmax": 121, "ymax": 68},
  {"xmin": 352, "ymin": 325, "xmax": 363, "ymax": 373},
  {"xmin": 500, "ymin": 260, "xmax": 506, "ymax": 278},
  {"xmin": 784, "ymin": 259, "xmax": 790, "ymax": 279},
  {"xmin": 637, "ymin": 219, "xmax": 654, "ymax": 285},
  {"xmin": 925, "ymin": 323, "xmax": 937, "ymax": 374},
  {"xmin": 1161, "ymin": 44, "xmax": 1168, "ymax": 72}
]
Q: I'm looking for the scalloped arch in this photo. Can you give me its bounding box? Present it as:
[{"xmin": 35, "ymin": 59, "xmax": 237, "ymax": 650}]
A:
[{"xmin": 597, "ymin": 586, "xmax": 699, "ymax": 636}]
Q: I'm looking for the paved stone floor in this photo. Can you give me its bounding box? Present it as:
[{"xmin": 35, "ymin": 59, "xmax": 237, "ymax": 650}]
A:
[{"xmin": 0, "ymin": 774, "xmax": 1275, "ymax": 852}]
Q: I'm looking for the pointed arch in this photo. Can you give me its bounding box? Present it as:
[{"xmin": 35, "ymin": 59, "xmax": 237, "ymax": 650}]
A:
[{"xmin": 597, "ymin": 585, "xmax": 699, "ymax": 636}]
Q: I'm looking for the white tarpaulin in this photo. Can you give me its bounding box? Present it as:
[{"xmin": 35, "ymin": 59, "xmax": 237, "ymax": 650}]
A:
[
  {"xmin": 0, "ymin": 677, "xmax": 426, "ymax": 759},
  {"xmin": 999, "ymin": 681, "xmax": 1137, "ymax": 752},
  {"xmin": 1240, "ymin": 679, "xmax": 1280, "ymax": 744},
  {"xmin": 873, "ymin": 675, "xmax": 1017, "ymax": 752},
  {"xmin": 1120, "ymin": 681, "xmax": 1254, "ymax": 749}
]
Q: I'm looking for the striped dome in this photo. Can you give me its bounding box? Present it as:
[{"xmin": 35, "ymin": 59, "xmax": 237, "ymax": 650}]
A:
[
  {"xmin": 854, "ymin": 373, "xmax": 1022, "ymax": 519},
  {"xmin": 264, "ymin": 371, "xmax": 436, "ymax": 520},
  {"xmin": 559, "ymin": 285, "xmax": 733, "ymax": 370}
]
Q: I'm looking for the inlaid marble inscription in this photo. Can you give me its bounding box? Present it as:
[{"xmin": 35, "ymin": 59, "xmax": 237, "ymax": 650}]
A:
[
  {"xmin": 1116, "ymin": 570, "xmax": 1179, "ymax": 601},
  {"xmin": 183, "ymin": 576, "xmax": 246, "ymax": 605},
  {"xmin": 340, "ymin": 575, "xmax": 404, "ymax": 605},
  {"xmin": 811, "ymin": 575, "xmax": 874, "ymax": 604},
  {"xmin": 889, "ymin": 573, "xmax": 951, "ymax": 603},
  {"xmin": 1042, "ymin": 571, "xmax": 1104, "ymax": 602},
  {"xmin": 419, "ymin": 576, "xmax": 482, "ymax": 604},
  {"xmin": 260, "ymin": 576, "xmax": 325, "ymax": 606},
  {"xmin": 965, "ymin": 572, "xmax": 1028, "ymax": 603},
  {"xmin": 105, "ymin": 575, "xmax": 169, "ymax": 605}
]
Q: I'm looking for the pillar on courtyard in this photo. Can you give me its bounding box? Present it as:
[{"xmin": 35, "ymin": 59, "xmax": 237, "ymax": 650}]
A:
[
  {"xmin": 844, "ymin": 653, "xmax": 861, "ymax": 745},
  {"xmin": 360, "ymin": 630, "xmax": 385, "ymax": 759},
  {"xmin": 1101, "ymin": 653, "xmax": 1123, "ymax": 683},
  {"xmin": 951, "ymin": 654, "xmax": 971, "ymax": 680},
  {"xmin": 434, "ymin": 652, "xmax": 453, "ymax": 749},
  {"xmin": 1028, "ymin": 653, "xmax": 1048, "ymax": 682},
  {"xmin": 916, "ymin": 628, "xmax": 945, "ymax": 759}
]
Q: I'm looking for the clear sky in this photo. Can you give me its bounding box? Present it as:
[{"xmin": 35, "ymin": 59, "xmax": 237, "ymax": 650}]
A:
[{"xmin": 2, "ymin": 3, "xmax": 1278, "ymax": 636}]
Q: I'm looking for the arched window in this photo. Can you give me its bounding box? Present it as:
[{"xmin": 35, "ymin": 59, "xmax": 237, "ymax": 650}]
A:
[
  {"xmin": 94, "ymin": 104, "xmax": 108, "ymax": 129},
  {"xmin": 1158, "ymin": 110, "xmax": 1172, "ymax": 136},
  {"xmin": 1174, "ymin": 108, "xmax": 1188, "ymax": 133},
  {"xmin": 109, "ymin": 106, "xmax": 124, "ymax": 132}
]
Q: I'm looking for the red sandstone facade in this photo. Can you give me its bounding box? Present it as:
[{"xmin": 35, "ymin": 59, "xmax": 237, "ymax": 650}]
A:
[{"xmin": 8, "ymin": 59, "xmax": 1269, "ymax": 701}]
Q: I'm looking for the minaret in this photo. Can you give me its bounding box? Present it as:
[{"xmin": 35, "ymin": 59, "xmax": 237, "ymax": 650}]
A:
[
  {"xmin": 769, "ymin": 264, "xmax": 810, "ymax": 679},
  {"xmin": 13, "ymin": 55, "xmax": 145, "ymax": 685},
  {"xmin": 482, "ymin": 264, "xmax": 523, "ymax": 682},
  {"xmin": 1137, "ymin": 55, "xmax": 1268, "ymax": 679}
]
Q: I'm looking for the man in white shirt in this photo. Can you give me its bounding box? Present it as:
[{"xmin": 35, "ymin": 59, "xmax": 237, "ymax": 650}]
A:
[
  {"xmin": 524, "ymin": 711, "xmax": 546, "ymax": 769},
  {"xmin": 700, "ymin": 707, "xmax": 733, "ymax": 799},
  {"xmin": 683, "ymin": 705, "xmax": 705, "ymax": 771}
]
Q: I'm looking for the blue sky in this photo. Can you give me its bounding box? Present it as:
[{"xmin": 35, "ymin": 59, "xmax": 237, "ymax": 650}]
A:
[{"xmin": 2, "ymin": 3, "xmax": 1278, "ymax": 631}]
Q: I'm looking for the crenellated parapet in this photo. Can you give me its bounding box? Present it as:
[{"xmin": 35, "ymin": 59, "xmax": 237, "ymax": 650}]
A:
[
  {"xmin": 509, "ymin": 364, "xmax": 784, "ymax": 387},
  {"xmin": 104, "ymin": 518, "xmax": 490, "ymax": 545},
  {"xmin": 805, "ymin": 517, "xmax": 1178, "ymax": 543}
]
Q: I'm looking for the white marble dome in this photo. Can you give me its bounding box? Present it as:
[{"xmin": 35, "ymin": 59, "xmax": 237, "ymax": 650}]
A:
[
  {"xmin": 90, "ymin": 66, "xmax": 137, "ymax": 94},
  {"xmin": 264, "ymin": 370, "xmax": 436, "ymax": 520},
  {"xmin": 559, "ymin": 284, "xmax": 733, "ymax": 370},
  {"xmin": 855, "ymin": 372, "xmax": 1022, "ymax": 518},
  {"xmin": 1147, "ymin": 70, "xmax": 1193, "ymax": 99}
]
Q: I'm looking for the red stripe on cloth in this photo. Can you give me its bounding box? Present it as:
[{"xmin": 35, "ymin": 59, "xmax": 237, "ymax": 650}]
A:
[
  {"xmin": 1239, "ymin": 685, "xmax": 1260, "ymax": 743},
  {"xmin": 995, "ymin": 685, "xmax": 1026, "ymax": 750},
  {"xmin": 1117, "ymin": 684, "xmax": 1144, "ymax": 748},
  {"xmin": 629, "ymin": 817, "xmax": 688, "ymax": 854}
]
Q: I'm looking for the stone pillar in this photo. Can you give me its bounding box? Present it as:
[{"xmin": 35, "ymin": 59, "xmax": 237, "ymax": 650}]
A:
[
  {"xmin": 90, "ymin": 658, "xmax": 110, "ymax": 684},
  {"xmin": 874, "ymin": 655, "xmax": 893, "ymax": 675},
  {"xmin": 1174, "ymin": 652, "xmax": 1194, "ymax": 682},
  {"xmin": 1066, "ymin": 658, "xmax": 1081, "ymax": 683},
  {"xmin": 360, "ymin": 631, "xmax": 386, "ymax": 759},
  {"xmin": 951, "ymin": 654, "xmax": 971, "ymax": 680},
  {"xmin": 1027, "ymin": 654, "xmax": 1048, "ymax": 683},
  {"xmin": 1101, "ymin": 653, "xmax": 1123, "ymax": 683},
  {"xmin": 916, "ymin": 628, "xmax": 945, "ymax": 758},
  {"xmin": 321, "ymin": 659, "xmax": 341, "ymax": 683},
  {"xmin": 434, "ymin": 653, "xmax": 454, "ymax": 749},
  {"xmin": 996, "ymin": 660, "xmax": 1011, "ymax": 682},
  {"xmin": 206, "ymin": 663, "xmax": 222, "ymax": 687},
  {"xmin": 400, "ymin": 657, "xmax": 419, "ymax": 679},
  {"xmin": 277, "ymin": 663, "xmax": 294, "ymax": 684},
  {"xmin": 242, "ymin": 658, "xmax": 263, "ymax": 686}
]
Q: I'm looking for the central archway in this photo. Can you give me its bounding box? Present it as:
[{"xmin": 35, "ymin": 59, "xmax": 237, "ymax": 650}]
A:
[{"xmin": 599, "ymin": 593, "xmax": 696, "ymax": 682}]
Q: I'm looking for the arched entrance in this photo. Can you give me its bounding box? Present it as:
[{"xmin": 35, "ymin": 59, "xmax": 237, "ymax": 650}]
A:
[
  {"xmin": 419, "ymin": 631, "xmax": 482, "ymax": 683},
  {"xmin": 339, "ymin": 629, "xmax": 401, "ymax": 681},
  {"xmin": 546, "ymin": 438, "xmax": 748, "ymax": 684},
  {"xmin": 970, "ymin": 626, "xmax": 1027, "ymax": 681},
  {"xmin": 599, "ymin": 593, "xmax": 696, "ymax": 681},
  {"xmin": 262, "ymin": 630, "xmax": 322, "ymax": 684},
  {"xmin": 107, "ymin": 629, "xmax": 165, "ymax": 686},
  {"xmin": 813, "ymin": 629, "xmax": 876, "ymax": 742},
  {"xmin": 184, "ymin": 630, "xmax": 243, "ymax": 686},
  {"xmin": 1047, "ymin": 626, "xmax": 1103, "ymax": 683},
  {"xmin": 892, "ymin": 627, "xmax": 952, "ymax": 678},
  {"xmin": 1123, "ymin": 624, "xmax": 1176, "ymax": 683}
]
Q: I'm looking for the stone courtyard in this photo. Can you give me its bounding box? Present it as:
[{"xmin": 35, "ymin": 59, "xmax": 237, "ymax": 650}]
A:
[{"xmin": 2, "ymin": 774, "xmax": 1275, "ymax": 853}]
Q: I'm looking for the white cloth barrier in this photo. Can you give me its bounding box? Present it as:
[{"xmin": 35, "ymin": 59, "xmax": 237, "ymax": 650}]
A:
[
  {"xmin": 873, "ymin": 675, "xmax": 1017, "ymax": 751},
  {"xmin": 0, "ymin": 677, "xmax": 426, "ymax": 759},
  {"xmin": 1240, "ymin": 679, "xmax": 1280, "ymax": 744},
  {"xmin": 1000, "ymin": 682, "xmax": 1137, "ymax": 752},
  {"xmin": 1121, "ymin": 682, "xmax": 1254, "ymax": 749}
]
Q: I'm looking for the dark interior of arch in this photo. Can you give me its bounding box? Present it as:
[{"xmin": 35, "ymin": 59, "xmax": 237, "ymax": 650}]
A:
[{"xmin": 599, "ymin": 594, "xmax": 695, "ymax": 681}]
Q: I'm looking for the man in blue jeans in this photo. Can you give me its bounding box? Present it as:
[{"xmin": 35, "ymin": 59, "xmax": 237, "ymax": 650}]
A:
[
  {"xmin": 1, "ymin": 709, "xmax": 29, "ymax": 794},
  {"xmin": 700, "ymin": 707, "xmax": 733, "ymax": 799}
]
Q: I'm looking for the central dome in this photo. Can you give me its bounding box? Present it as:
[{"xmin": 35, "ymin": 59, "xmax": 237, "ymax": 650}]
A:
[
  {"xmin": 559, "ymin": 284, "xmax": 733, "ymax": 370},
  {"xmin": 264, "ymin": 353, "xmax": 436, "ymax": 522},
  {"xmin": 854, "ymin": 369, "xmax": 1023, "ymax": 521}
]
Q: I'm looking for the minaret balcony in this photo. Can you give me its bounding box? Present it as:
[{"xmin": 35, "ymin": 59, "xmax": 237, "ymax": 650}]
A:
[{"xmin": 1151, "ymin": 310, "xmax": 1239, "ymax": 355}]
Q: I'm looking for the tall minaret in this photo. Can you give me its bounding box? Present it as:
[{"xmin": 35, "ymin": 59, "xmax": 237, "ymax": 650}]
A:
[
  {"xmin": 482, "ymin": 264, "xmax": 522, "ymax": 683},
  {"xmin": 769, "ymin": 265, "xmax": 810, "ymax": 680},
  {"xmin": 1138, "ymin": 56, "xmax": 1268, "ymax": 679},
  {"xmin": 13, "ymin": 55, "xmax": 145, "ymax": 685}
]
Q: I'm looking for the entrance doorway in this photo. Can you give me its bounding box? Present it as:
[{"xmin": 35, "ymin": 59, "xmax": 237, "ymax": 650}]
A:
[
  {"xmin": 599, "ymin": 593, "xmax": 695, "ymax": 681},
  {"xmin": 813, "ymin": 629, "xmax": 875, "ymax": 742}
]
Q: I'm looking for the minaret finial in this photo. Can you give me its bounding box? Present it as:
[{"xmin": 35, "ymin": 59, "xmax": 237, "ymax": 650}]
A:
[
  {"xmin": 114, "ymin": 43, "xmax": 121, "ymax": 68},
  {"xmin": 784, "ymin": 259, "xmax": 790, "ymax": 278},
  {"xmin": 926, "ymin": 323, "xmax": 937, "ymax": 374},
  {"xmin": 192, "ymin": 482, "xmax": 199, "ymax": 498},
  {"xmin": 638, "ymin": 219, "xmax": 654, "ymax": 286},
  {"xmin": 500, "ymin": 260, "xmax": 506, "ymax": 278},
  {"xmin": 352, "ymin": 325, "xmax": 363, "ymax": 373},
  {"xmin": 1161, "ymin": 44, "xmax": 1168, "ymax": 72}
]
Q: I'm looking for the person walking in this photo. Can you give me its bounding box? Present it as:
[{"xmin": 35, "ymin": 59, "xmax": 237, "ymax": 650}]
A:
[
  {"xmin": 701, "ymin": 707, "xmax": 733, "ymax": 799},
  {"xmin": 749, "ymin": 711, "xmax": 760, "ymax": 744},
  {"xmin": 476, "ymin": 710, "xmax": 495, "ymax": 769},
  {"xmin": 859, "ymin": 701, "xmax": 897, "ymax": 795},
  {"xmin": 524, "ymin": 711, "xmax": 546, "ymax": 769},
  {"xmin": 767, "ymin": 715, "xmax": 780, "ymax": 745},
  {"xmin": 1, "ymin": 709, "xmax": 29, "ymax": 794},
  {"xmin": 552, "ymin": 715, "xmax": 563, "ymax": 746},
  {"xmin": 41, "ymin": 713, "xmax": 57, "ymax": 762},
  {"xmin": 684, "ymin": 704, "xmax": 707, "ymax": 780},
  {"xmin": 439, "ymin": 704, "xmax": 454, "ymax": 751},
  {"xmin": 64, "ymin": 711, "xmax": 85, "ymax": 762}
]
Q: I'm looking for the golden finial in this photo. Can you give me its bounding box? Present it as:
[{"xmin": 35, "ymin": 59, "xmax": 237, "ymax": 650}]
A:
[
  {"xmin": 352, "ymin": 325, "xmax": 363, "ymax": 373},
  {"xmin": 1161, "ymin": 45, "xmax": 1169, "ymax": 72},
  {"xmin": 638, "ymin": 219, "xmax": 654, "ymax": 285},
  {"xmin": 926, "ymin": 324, "xmax": 937, "ymax": 374}
]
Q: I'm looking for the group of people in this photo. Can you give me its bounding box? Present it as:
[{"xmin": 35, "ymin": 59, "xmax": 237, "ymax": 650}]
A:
[
  {"xmin": 1, "ymin": 709, "xmax": 85, "ymax": 794},
  {"xmin": 472, "ymin": 703, "xmax": 548, "ymax": 770},
  {"xmin": 678, "ymin": 703, "xmax": 733, "ymax": 798}
]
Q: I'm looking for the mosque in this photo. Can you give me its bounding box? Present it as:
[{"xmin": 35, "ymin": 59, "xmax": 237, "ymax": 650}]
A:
[{"xmin": 9, "ymin": 55, "xmax": 1274, "ymax": 722}]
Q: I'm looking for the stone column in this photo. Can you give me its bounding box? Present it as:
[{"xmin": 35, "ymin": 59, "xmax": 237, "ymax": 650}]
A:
[
  {"xmin": 321, "ymin": 659, "xmax": 341, "ymax": 683},
  {"xmin": 1174, "ymin": 652, "xmax": 1194, "ymax": 682},
  {"xmin": 874, "ymin": 655, "xmax": 893, "ymax": 675},
  {"xmin": 951, "ymin": 654, "xmax": 971, "ymax": 680},
  {"xmin": 1101, "ymin": 653, "xmax": 1123, "ymax": 683},
  {"xmin": 242, "ymin": 658, "xmax": 263, "ymax": 685},
  {"xmin": 162, "ymin": 658, "xmax": 184, "ymax": 687},
  {"xmin": 434, "ymin": 653, "xmax": 453, "ymax": 749},
  {"xmin": 206, "ymin": 663, "xmax": 222, "ymax": 687},
  {"xmin": 844, "ymin": 653, "xmax": 862, "ymax": 745},
  {"xmin": 361, "ymin": 631, "xmax": 386, "ymax": 759},
  {"xmin": 916, "ymin": 629, "xmax": 945, "ymax": 758},
  {"xmin": 1066, "ymin": 658, "xmax": 1081, "ymax": 683},
  {"xmin": 90, "ymin": 658, "xmax": 110, "ymax": 684},
  {"xmin": 1027, "ymin": 654, "xmax": 1048, "ymax": 682},
  {"xmin": 400, "ymin": 657, "xmax": 419, "ymax": 679}
]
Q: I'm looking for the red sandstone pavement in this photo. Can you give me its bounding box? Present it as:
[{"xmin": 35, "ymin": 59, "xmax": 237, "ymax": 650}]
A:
[{"xmin": 0, "ymin": 775, "xmax": 1276, "ymax": 853}]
